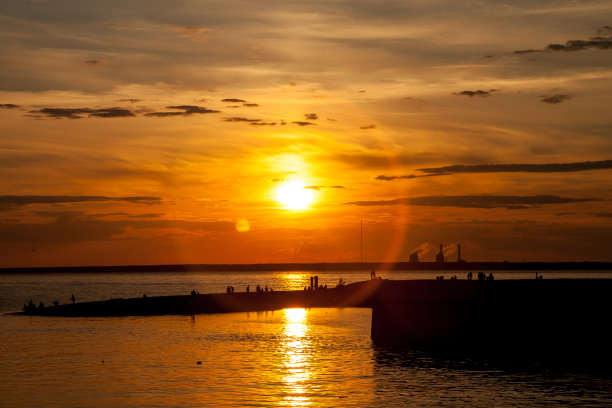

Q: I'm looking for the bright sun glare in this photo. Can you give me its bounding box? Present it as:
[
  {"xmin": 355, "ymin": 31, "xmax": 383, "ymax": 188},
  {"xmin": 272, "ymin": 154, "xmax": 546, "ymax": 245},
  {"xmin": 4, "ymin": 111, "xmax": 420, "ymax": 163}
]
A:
[{"xmin": 276, "ymin": 180, "xmax": 314, "ymax": 210}]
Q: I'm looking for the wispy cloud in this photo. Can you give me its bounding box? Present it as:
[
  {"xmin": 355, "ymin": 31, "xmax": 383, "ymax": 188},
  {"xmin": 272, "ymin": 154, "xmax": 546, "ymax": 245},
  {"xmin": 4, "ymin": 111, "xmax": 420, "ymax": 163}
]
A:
[
  {"xmin": 30, "ymin": 107, "xmax": 136, "ymax": 119},
  {"xmin": 145, "ymin": 105, "xmax": 220, "ymax": 117},
  {"xmin": 292, "ymin": 121, "xmax": 316, "ymax": 126},
  {"xmin": 0, "ymin": 104, "xmax": 20, "ymax": 109},
  {"xmin": 514, "ymin": 27, "xmax": 612, "ymax": 54},
  {"xmin": 375, "ymin": 160, "xmax": 612, "ymax": 180},
  {"xmin": 360, "ymin": 124, "xmax": 376, "ymax": 130},
  {"xmin": 345, "ymin": 195, "xmax": 599, "ymax": 209},
  {"xmin": 0, "ymin": 195, "xmax": 162, "ymax": 212},
  {"xmin": 540, "ymin": 94, "xmax": 571, "ymax": 104},
  {"xmin": 304, "ymin": 185, "xmax": 345, "ymax": 190},
  {"xmin": 166, "ymin": 25, "xmax": 212, "ymax": 42},
  {"xmin": 452, "ymin": 89, "xmax": 497, "ymax": 97},
  {"xmin": 222, "ymin": 98, "xmax": 246, "ymax": 103},
  {"xmin": 222, "ymin": 117, "xmax": 261, "ymax": 123},
  {"xmin": 304, "ymin": 113, "xmax": 318, "ymax": 120}
]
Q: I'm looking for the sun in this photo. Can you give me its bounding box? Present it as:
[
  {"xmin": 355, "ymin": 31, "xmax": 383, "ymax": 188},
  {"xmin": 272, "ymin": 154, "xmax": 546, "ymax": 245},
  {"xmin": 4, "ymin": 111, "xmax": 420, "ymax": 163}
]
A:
[{"xmin": 276, "ymin": 180, "xmax": 314, "ymax": 210}]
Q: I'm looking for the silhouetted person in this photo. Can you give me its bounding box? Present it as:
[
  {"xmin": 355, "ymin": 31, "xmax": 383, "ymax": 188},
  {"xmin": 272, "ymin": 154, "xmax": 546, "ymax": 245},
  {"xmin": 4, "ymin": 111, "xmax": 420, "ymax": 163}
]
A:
[
  {"xmin": 488, "ymin": 272, "xmax": 495, "ymax": 281},
  {"xmin": 143, "ymin": 293, "xmax": 147, "ymax": 298},
  {"xmin": 38, "ymin": 301, "xmax": 44, "ymax": 309},
  {"xmin": 467, "ymin": 272, "xmax": 472, "ymax": 280},
  {"xmin": 246, "ymin": 285, "xmax": 250, "ymax": 293},
  {"xmin": 71, "ymin": 293, "xmax": 75, "ymax": 304}
]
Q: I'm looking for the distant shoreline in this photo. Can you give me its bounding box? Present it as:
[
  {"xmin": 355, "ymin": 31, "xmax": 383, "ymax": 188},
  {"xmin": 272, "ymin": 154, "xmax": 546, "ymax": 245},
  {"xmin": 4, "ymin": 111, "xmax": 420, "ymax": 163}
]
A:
[{"xmin": 1, "ymin": 261, "xmax": 611, "ymax": 274}]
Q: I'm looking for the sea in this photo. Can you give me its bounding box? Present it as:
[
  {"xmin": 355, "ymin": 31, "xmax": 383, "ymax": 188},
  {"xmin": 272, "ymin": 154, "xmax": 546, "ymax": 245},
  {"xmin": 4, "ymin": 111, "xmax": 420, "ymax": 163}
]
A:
[{"xmin": 1, "ymin": 269, "xmax": 612, "ymax": 407}]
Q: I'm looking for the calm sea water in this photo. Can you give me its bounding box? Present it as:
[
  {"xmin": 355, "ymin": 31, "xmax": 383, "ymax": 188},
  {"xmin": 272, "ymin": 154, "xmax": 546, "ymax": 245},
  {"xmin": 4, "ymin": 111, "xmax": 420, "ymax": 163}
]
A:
[{"xmin": 1, "ymin": 270, "xmax": 612, "ymax": 407}]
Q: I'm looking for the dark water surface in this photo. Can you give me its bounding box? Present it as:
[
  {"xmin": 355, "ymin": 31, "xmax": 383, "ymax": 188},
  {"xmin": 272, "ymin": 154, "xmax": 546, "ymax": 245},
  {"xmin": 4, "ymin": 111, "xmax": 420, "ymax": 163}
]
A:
[{"xmin": 1, "ymin": 270, "xmax": 611, "ymax": 407}]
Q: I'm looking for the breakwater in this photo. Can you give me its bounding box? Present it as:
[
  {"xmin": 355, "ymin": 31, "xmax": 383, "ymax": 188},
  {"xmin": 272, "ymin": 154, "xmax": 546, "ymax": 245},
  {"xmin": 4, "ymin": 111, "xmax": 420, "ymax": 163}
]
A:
[
  {"xmin": 17, "ymin": 278, "xmax": 612, "ymax": 359},
  {"xmin": 17, "ymin": 280, "xmax": 382, "ymax": 317}
]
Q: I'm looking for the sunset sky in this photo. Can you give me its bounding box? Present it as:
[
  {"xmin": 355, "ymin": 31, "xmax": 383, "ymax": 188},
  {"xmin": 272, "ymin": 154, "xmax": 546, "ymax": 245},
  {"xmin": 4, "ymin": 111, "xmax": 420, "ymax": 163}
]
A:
[{"xmin": 1, "ymin": 0, "xmax": 611, "ymax": 267}]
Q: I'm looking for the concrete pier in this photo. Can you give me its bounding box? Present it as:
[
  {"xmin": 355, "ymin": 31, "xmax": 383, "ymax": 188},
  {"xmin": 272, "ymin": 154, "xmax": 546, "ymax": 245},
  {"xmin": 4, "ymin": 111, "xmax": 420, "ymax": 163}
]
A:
[{"xmin": 370, "ymin": 279, "xmax": 612, "ymax": 359}]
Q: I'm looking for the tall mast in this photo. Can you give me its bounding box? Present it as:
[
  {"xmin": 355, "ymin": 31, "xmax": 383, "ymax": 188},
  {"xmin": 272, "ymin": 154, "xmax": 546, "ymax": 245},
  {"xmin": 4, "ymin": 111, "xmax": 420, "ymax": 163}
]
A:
[{"xmin": 360, "ymin": 219, "xmax": 363, "ymax": 263}]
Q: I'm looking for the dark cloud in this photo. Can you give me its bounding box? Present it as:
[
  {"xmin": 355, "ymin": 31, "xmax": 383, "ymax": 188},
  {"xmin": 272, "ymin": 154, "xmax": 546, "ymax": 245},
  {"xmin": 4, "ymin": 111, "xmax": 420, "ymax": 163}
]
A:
[
  {"xmin": 144, "ymin": 111, "xmax": 184, "ymax": 117},
  {"xmin": 243, "ymin": 103, "xmax": 259, "ymax": 107},
  {"xmin": 88, "ymin": 108, "xmax": 136, "ymax": 118},
  {"xmin": 590, "ymin": 213, "xmax": 612, "ymax": 218},
  {"xmin": 222, "ymin": 98, "xmax": 246, "ymax": 103},
  {"xmin": 85, "ymin": 60, "xmax": 101, "ymax": 66},
  {"xmin": 0, "ymin": 195, "xmax": 162, "ymax": 211},
  {"xmin": 250, "ymin": 122, "xmax": 276, "ymax": 126},
  {"xmin": 304, "ymin": 185, "xmax": 345, "ymax": 190},
  {"xmin": 375, "ymin": 174, "xmax": 427, "ymax": 181},
  {"xmin": 292, "ymin": 121, "xmax": 316, "ymax": 126},
  {"xmin": 345, "ymin": 195, "xmax": 599, "ymax": 209},
  {"xmin": 596, "ymin": 25, "xmax": 612, "ymax": 36},
  {"xmin": 360, "ymin": 124, "xmax": 376, "ymax": 130},
  {"xmin": 117, "ymin": 99, "xmax": 142, "ymax": 103},
  {"xmin": 29, "ymin": 107, "xmax": 136, "ymax": 119},
  {"xmin": 30, "ymin": 107, "xmax": 93, "ymax": 119},
  {"xmin": 304, "ymin": 113, "xmax": 318, "ymax": 120},
  {"xmin": 540, "ymin": 94, "xmax": 571, "ymax": 104},
  {"xmin": 0, "ymin": 215, "xmax": 235, "ymax": 243},
  {"xmin": 376, "ymin": 160, "xmax": 612, "ymax": 180},
  {"xmin": 417, "ymin": 160, "xmax": 612, "ymax": 175},
  {"xmin": 514, "ymin": 28, "xmax": 612, "ymax": 54},
  {"xmin": 145, "ymin": 105, "xmax": 220, "ymax": 117},
  {"xmin": 452, "ymin": 89, "xmax": 497, "ymax": 97},
  {"xmin": 0, "ymin": 104, "xmax": 20, "ymax": 109},
  {"xmin": 222, "ymin": 117, "xmax": 261, "ymax": 123}
]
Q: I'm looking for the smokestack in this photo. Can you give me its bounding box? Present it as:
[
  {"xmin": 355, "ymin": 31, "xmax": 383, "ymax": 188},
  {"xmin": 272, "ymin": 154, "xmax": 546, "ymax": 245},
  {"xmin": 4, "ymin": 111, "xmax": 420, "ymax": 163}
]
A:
[
  {"xmin": 436, "ymin": 243, "xmax": 444, "ymax": 263},
  {"xmin": 458, "ymin": 244, "xmax": 461, "ymax": 263}
]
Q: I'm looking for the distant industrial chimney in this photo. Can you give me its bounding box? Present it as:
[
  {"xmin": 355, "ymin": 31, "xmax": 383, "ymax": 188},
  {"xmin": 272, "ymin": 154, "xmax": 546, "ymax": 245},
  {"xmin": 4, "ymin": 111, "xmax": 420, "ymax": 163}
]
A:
[{"xmin": 435, "ymin": 244, "xmax": 444, "ymax": 263}]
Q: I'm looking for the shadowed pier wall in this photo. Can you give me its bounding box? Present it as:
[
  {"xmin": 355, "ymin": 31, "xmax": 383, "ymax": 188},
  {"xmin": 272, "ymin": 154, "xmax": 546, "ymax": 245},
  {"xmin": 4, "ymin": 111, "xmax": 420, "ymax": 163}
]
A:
[{"xmin": 370, "ymin": 279, "xmax": 612, "ymax": 358}]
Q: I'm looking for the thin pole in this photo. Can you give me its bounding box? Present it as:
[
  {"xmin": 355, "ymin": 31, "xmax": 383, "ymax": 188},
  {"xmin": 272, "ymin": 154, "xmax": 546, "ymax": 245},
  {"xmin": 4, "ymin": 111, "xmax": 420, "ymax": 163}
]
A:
[{"xmin": 360, "ymin": 219, "xmax": 363, "ymax": 263}]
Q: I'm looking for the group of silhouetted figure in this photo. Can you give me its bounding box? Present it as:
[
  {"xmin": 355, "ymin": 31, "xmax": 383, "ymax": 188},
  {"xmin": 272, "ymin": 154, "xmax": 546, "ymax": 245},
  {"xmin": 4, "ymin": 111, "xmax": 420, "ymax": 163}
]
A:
[
  {"xmin": 23, "ymin": 293, "xmax": 77, "ymax": 312},
  {"xmin": 436, "ymin": 272, "xmax": 495, "ymax": 280}
]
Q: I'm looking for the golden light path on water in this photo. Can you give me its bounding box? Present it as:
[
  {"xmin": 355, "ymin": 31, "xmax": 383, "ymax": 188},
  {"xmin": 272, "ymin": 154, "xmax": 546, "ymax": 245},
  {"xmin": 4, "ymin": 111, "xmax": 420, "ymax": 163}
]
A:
[{"xmin": 280, "ymin": 308, "xmax": 311, "ymax": 407}]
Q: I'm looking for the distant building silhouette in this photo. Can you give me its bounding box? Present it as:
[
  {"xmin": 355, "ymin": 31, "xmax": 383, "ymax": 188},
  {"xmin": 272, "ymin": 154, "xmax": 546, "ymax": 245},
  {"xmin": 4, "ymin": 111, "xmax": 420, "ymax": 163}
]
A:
[{"xmin": 409, "ymin": 252, "xmax": 419, "ymax": 263}]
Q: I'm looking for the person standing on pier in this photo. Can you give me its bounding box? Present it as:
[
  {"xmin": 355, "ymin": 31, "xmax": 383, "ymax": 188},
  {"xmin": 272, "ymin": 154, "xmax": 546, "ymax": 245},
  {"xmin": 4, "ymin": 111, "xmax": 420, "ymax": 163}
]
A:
[{"xmin": 71, "ymin": 294, "xmax": 75, "ymax": 304}]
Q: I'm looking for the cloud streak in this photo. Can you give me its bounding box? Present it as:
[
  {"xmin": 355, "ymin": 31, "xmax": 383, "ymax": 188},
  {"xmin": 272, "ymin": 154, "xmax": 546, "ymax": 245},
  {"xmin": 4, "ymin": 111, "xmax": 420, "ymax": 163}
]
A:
[
  {"xmin": 452, "ymin": 90, "xmax": 497, "ymax": 97},
  {"xmin": 145, "ymin": 105, "xmax": 220, "ymax": 117},
  {"xmin": 345, "ymin": 195, "xmax": 598, "ymax": 209},
  {"xmin": 514, "ymin": 27, "xmax": 612, "ymax": 54},
  {"xmin": 375, "ymin": 160, "xmax": 612, "ymax": 180},
  {"xmin": 304, "ymin": 185, "xmax": 345, "ymax": 190},
  {"xmin": 0, "ymin": 195, "xmax": 162, "ymax": 211},
  {"xmin": 540, "ymin": 94, "xmax": 571, "ymax": 104},
  {"xmin": 30, "ymin": 107, "xmax": 136, "ymax": 119}
]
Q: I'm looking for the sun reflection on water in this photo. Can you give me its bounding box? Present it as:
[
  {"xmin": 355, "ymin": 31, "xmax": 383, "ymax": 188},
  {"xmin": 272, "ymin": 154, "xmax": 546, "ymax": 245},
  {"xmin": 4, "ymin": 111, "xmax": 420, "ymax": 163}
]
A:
[{"xmin": 280, "ymin": 308, "xmax": 311, "ymax": 407}]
